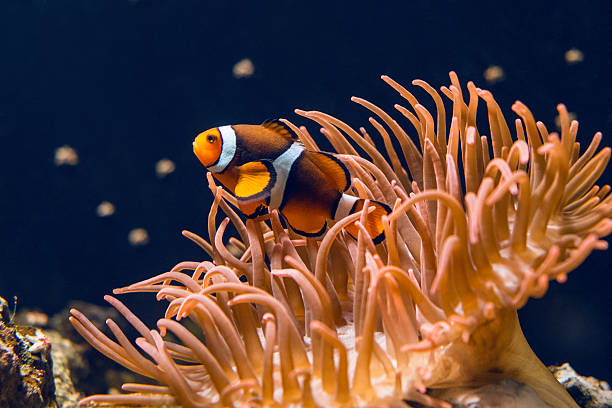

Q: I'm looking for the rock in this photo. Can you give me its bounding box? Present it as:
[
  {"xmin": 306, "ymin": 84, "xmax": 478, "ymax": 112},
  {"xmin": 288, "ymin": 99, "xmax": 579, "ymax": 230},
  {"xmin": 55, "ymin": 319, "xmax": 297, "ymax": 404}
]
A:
[
  {"xmin": 551, "ymin": 363, "xmax": 612, "ymax": 408},
  {"xmin": 49, "ymin": 300, "xmax": 122, "ymax": 345},
  {"xmin": 14, "ymin": 305, "xmax": 84, "ymax": 407},
  {"xmin": 0, "ymin": 296, "xmax": 57, "ymax": 408},
  {"xmin": 46, "ymin": 330, "xmax": 83, "ymax": 408},
  {"xmin": 49, "ymin": 300, "xmax": 156, "ymax": 398}
]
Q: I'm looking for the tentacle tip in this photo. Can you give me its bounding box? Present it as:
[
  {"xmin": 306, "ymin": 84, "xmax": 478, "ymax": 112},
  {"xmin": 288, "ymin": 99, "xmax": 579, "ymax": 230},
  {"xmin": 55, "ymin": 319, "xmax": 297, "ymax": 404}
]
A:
[
  {"xmin": 511, "ymin": 100, "xmax": 524, "ymax": 111},
  {"xmin": 262, "ymin": 313, "xmax": 275, "ymax": 324},
  {"xmin": 418, "ymin": 366, "xmax": 433, "ymax": 382},
  {"xmin": 483, "ymin": 302, "xmax": 496, "ymax": 319}
]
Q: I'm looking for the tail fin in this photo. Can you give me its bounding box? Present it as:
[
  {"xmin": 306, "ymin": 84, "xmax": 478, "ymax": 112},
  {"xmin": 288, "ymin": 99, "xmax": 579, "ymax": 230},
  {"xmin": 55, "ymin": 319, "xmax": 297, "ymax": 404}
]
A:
[{"xmin": 334, "ymin": 194, "xmax": 391, "ymax": 244}]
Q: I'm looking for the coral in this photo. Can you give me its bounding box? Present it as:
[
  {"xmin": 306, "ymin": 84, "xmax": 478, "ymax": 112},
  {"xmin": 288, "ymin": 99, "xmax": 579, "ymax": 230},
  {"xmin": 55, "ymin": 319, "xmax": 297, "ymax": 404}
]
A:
[{"xmin": 70, "ymin": 72, "xmax": 611, "ymax": 407}]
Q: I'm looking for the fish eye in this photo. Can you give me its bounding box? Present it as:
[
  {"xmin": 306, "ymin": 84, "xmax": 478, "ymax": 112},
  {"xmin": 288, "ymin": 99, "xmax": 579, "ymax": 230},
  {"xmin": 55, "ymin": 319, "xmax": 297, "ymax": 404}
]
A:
[{"xmin": 207, "ymin": 135, "xmax": 217, "ymax": 143}]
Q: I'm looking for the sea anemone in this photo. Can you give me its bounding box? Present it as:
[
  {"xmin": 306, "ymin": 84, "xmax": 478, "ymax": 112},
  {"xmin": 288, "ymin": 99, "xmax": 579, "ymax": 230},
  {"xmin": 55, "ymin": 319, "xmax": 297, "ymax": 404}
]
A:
[{"xmin": 70, "ymin": 72, "xmax": 611, "ymax": 407}]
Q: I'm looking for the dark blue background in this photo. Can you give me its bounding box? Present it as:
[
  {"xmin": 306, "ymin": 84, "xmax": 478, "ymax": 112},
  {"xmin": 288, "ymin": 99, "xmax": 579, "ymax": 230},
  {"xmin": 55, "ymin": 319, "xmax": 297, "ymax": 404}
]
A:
[{"xmin": 0, "ymin": 0, "xmax": 610, "ymax": 380}]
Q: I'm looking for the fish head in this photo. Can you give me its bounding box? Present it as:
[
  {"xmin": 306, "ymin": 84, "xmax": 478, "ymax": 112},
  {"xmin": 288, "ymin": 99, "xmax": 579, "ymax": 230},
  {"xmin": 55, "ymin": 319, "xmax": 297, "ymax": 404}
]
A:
[{"xmin": 193, "ymin": 127, "xmax": 224, "ymax": 168}]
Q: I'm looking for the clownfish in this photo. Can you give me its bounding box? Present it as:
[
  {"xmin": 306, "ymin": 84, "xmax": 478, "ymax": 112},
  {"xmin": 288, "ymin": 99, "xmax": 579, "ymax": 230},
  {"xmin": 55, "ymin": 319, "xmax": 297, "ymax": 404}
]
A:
[{"xmin": 193, "ymin": 120, "xmax": 391, "ymax": 243}]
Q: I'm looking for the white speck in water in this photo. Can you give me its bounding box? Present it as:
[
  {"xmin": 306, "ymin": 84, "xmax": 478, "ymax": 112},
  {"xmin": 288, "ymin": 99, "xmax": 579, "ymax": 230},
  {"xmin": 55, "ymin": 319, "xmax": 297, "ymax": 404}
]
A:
[
  {"xmin": 54, "ymin": 145, "xmax": 79, "ymax": 166},
  {"xmin": 483, "ymin": 65, "xmax": 505, "ymax": 84},
  {"xmin": 233, "ymin": 58, "xmax": 255, "ymax": 78},
  {"xmin": 565, "ymin": 48, "xmax": 584, "ymax": 64},
  {"xmin": 96, "ymin": 201, "xmax": 116, "ymax": 217},
  {"xmin": 128, "ymin": 228, "xmax": 149, "ymax": 246},
  {"xmin": 155, "ymin": 158, "xmax": 176, "ymax": 178}
]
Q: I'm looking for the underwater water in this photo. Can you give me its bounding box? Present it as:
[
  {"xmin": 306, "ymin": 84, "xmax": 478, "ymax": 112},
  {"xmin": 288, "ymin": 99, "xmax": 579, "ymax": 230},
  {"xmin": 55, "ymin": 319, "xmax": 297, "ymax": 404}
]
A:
[{"xmin": 0, "ymin": 0, "xmax": 610, "ymax": 382}]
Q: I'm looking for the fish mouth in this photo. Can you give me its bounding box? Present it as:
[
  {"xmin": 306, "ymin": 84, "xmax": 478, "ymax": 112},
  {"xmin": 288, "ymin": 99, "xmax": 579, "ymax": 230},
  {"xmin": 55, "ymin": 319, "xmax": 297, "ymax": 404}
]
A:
[
  {"xmin": 193, "ymin": 134, "xmax": 208, "ymax": 166},
  {"xmin": 193, "ymin": 137, "xmax": 202, "ymax": 157}
]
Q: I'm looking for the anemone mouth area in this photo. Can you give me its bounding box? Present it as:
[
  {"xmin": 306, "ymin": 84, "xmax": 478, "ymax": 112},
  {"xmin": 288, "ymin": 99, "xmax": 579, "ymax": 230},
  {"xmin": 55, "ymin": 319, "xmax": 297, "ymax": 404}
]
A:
[{"xmin": 69, "ymin": 72, "xmax": 610, "ymax": 408}]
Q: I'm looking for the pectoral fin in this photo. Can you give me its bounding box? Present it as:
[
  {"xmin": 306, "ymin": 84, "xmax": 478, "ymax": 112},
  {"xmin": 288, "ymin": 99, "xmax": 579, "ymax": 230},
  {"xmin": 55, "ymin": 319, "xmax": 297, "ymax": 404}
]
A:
[{"xmin": 234, "ymin": 161, "xmax": 276, "ymax": 204}]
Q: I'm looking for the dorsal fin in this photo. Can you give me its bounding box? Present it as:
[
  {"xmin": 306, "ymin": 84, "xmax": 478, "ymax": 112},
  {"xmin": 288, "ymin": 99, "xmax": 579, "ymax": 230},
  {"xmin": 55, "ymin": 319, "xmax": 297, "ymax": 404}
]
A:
[{"xmin": 261, "ymin": 119, "xmax": 299, "ymax": 141}]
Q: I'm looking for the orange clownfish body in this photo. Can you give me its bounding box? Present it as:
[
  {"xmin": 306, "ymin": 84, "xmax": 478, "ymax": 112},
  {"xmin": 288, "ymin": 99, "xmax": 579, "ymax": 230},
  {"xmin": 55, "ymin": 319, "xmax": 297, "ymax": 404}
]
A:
[{"xmin": 193, "ymin": 120, "xmax": 391, "ymax": 243}]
